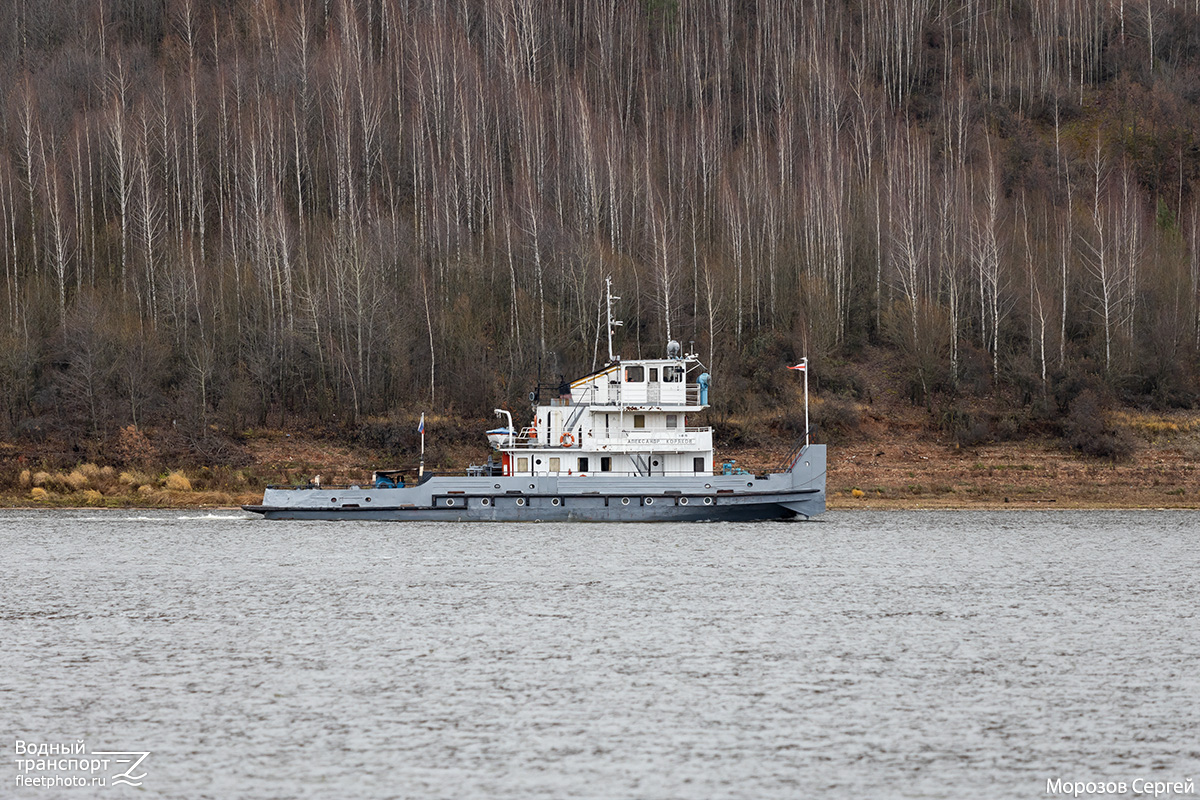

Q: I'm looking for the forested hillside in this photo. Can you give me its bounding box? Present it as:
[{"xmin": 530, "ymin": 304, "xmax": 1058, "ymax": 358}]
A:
[{"xmin": 3, "ymin": 0, "xmax": 1199, "ymax": 462}]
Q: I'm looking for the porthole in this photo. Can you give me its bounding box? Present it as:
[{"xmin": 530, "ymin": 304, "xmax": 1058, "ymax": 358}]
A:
[
  {"xmin": 747, "ymin": 482, "xmax": 753, "ymax": 487},
  {"xmin": 481, "ymin": 497, "xmax": 491, "ymax": 506},
  {"xmin": 529, "ymin": 484, "xmax": 536, "ymax": 489},
  {"xmin": 621, "ymin": 497, "xmax": 630, "ymax": 506},
  {"xmin": 446, "ymin": 498, "xmax": 456, "ymax": 507},
  {"xmin": 805, "ymin": 461, "xmax": 810, "ymax": 467},
  {"xmin": 679, "ymin": 497, "xmax": 689, "ymax": 505},
  {"xmin": 494, "ymin": 483, "xmax": 501, "ymax": 489},
  {"xmin": 551, "ymin": 498, "xmax": 561, "ymax": 506},
  {"xmin": 645, "ymin": 497, "xmax": 654, "ymax": 506},
  {"xmin": 705, "ymin": 483, "xmax": 712, "ymax": 489},
  {"xmin": 330, "ymin": 497, "xmax": 338, "ymax": 503},
  {"xmin": 516, "ymin": 498, "xmax": 526, "ymax": 506},
  {"xmin": 703, "ymin": 497, "xmax": 713, "ymax": 506},
  {"xmin": 652, "ymin": 460, "xmax": 659, "ymax": 466},
  {"xmin": 365, "ymin": 497, "xmax": 372, "ymax": 502}
]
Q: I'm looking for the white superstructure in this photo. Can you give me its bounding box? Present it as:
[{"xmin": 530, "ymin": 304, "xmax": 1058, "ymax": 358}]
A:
[
  {"xmin": 493, "ymin": 352, "xmax": 712, "ymax": 478},
  {"xmin": 491, "ymin": 278, "xmax": 713, "ymax": 479}
]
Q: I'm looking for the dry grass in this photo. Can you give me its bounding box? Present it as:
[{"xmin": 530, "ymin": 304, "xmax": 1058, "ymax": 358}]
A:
[
  {"xmin": 187, "ymin": 490, "xmax": 237, "ymax": 506},
  {"xmin": 165, "ymin": 471, "xmax": 192, "ymax": 491},
  {"xmin": 1112, "ymin": 410, "xmax": 1200, "ymax": 440},
  {"xmin": 120, "ymin": 470, "xmax": 156, "ymax": 487}
]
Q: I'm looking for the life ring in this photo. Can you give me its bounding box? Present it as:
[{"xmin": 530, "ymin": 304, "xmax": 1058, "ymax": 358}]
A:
[{"xmin": 560, "ymin": 432, "xmax": 575, "ymax": 448}]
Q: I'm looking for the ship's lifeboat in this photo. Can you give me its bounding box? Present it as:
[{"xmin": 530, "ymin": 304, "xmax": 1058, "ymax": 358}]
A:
[{"xmin": 486, "ymin": 428, "xmax": 515, "ymax": 448}]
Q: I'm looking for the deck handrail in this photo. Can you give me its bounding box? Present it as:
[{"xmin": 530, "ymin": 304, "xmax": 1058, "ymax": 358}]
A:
[
  {"xmin": 500, "ymin": 427, "xmax": 712, "ymax": 449},
  {"xmin": 266, "ymin": 466, "xmax": 789, "ymax": 490}
]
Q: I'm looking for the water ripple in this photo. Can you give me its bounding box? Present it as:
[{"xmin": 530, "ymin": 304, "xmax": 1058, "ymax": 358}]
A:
[{"xmin": 2, "ymin": 509, "xmax": 1197, "ymax": 799}]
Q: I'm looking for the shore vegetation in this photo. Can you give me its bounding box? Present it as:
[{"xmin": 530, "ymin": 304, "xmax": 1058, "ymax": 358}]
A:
[{"xmin": 1, "ymin": 2, "xmax": 1198, "ymax": 508}]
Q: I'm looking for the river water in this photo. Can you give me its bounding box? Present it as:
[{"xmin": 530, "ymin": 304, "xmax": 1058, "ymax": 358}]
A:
[{"xmin": 2, "ymin": 510, "xmax": 1197, "ymax": 799}]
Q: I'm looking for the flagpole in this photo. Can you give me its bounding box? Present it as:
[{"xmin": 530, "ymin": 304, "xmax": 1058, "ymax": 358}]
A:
[
  {"xmin": 788, "ymin": 359, "xmax": 811, "ymax": 449},
  {"xmin": 803, "ymin": 357, "xmax": 810, "ymax": 448},
  {"xmin": 419, "ymin": 413, "xmax": 426, "ymax": 477}
]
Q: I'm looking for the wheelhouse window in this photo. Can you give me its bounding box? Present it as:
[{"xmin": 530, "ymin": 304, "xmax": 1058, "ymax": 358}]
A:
[
  {"xmin": 517, "ymin": 457, "xmax": 529, "ymax": 472},
  {"xmin": 694, "ymin": 457, "xmax": 704, "ymax": 473},
  {"xmin": 624, "ymin": 365, "xmax": 644, "ymax": 382},
  {"xmin": 663, "ymin": 365, "xmax": 684, "ymax": 382},
  {"xmin": 578, "ymin": 457, "xmax": 589, "ymax": 472},
  {"xmin": 649, "ymin": 367, "xmax": 659, "ymax": 382},
  {"xmin": 666, "ymin": 414, "xmax": 678, "ymax": 429},
  {"xmin": 549, "ymin": 457, "xmax": 561, "ymax": 472},
  {"xmin": 600, "ymin": 457, "xmax": 612, "ymax": 472},
  {"xmin": 633, "ymin": 414, "xmax": 646, "ymax": 429}
]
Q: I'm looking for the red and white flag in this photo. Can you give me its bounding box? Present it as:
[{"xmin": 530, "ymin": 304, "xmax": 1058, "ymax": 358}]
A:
[{"xmin": 788, "ymin": 360, "xmax": 807, "ymax": 371}]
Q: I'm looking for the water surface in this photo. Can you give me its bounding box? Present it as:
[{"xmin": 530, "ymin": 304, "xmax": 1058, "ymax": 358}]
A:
[{"xmin": 3, "ymin": 510, "xmax": 1198, "ymax": 798}]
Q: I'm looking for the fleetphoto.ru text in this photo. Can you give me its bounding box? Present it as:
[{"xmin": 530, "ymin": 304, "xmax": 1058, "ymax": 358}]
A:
[{"xmin": 13, "ymin": 739, "xmax": 150, "ymax": 790}]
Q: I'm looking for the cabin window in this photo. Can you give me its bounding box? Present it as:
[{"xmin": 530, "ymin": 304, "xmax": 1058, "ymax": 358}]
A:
[
  {"xmin": 694, "ymin": 457, "xmax": 704, "ymax": 473},
  {"xmin": 601, "ymin": 457, "xmax": 612, "ymax": 472},
  {"xmin": 663, "ymin": 364, "xmax": 683, "ymax": 382},
  {"xmin": 578, "ymin": 457, "xmax": 589, "ymax": 472},
  {"xmin": 625, "ymin": 365, "xmax": 644, "ymax": 382},
  {"xmin": 666, "ymin": 414, "xmax": 678, "ymax": 429},
  {"xmin": 633, "ymin": 414, "xmax": 645, "ymax": 429},
  {"xmin": 649, "ymin": 367, "xmax": 659, "ymax": 382},
  {"xmin": 518, "ymin": 457, "xmax": 529, "ymax": 472},
  {"xmin": 549, "ymin": 457, "xmax": 561, "ymax": 472}
]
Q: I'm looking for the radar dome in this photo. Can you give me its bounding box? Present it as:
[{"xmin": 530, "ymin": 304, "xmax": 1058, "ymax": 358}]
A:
[{"xmin": 666, "ymin": 340, "xmax": 682, "ymax": 359}]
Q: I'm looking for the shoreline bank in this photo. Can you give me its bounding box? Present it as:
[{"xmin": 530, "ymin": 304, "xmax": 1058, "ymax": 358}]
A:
[{"xmin": 4, "ymin": 422, "xmax": 1197, "ymax": 512}]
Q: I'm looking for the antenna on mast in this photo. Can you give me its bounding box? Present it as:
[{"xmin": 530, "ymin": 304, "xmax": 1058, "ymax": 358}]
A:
[{"xmin": 605, "ymin": 276, "xmax": 623, "ymax": 364}]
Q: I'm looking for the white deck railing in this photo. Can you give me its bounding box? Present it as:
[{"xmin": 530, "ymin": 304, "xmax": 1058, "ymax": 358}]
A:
[{"xmin": 503, "ymin": 427, "xmax": 710, "ymax": 449}]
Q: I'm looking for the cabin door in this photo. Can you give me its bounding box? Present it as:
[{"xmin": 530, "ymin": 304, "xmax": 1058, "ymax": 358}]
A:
[{"xmin": 647, "ymin": 367, "xmax": 660, "ymax": 404}]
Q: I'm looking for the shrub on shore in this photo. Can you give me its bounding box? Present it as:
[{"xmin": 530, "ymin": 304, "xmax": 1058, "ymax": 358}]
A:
[
  {"xmin": 1062, "ymin": 390, "xmax": 1135, "ymax": 461},
  {"xmin": 811, "ymin": 396, "xmax": 861, "ymax": 439},
  {"xmin": 165, "ymin": 471, "xmax": 192, "ymax": 491},
  {"xmin": 119, "ymin": 470, "xmax": 155, "ymax": 488}
]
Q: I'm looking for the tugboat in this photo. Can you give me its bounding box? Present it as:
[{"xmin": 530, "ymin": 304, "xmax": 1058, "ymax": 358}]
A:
[{"xmin": 243, "ymin": 279, "xmax": 825, "ymax": 522}]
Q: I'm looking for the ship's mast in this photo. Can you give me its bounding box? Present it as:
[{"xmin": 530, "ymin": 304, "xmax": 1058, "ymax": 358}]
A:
[{"xmin": 605, "ymin": 276, "xmax": 623, "ymax": 364}]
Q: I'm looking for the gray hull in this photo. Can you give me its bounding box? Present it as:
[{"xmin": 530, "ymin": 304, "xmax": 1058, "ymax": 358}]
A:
[{"xmin": 244, "ymin": 446, "xmax": 826, "ymax": 522}]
